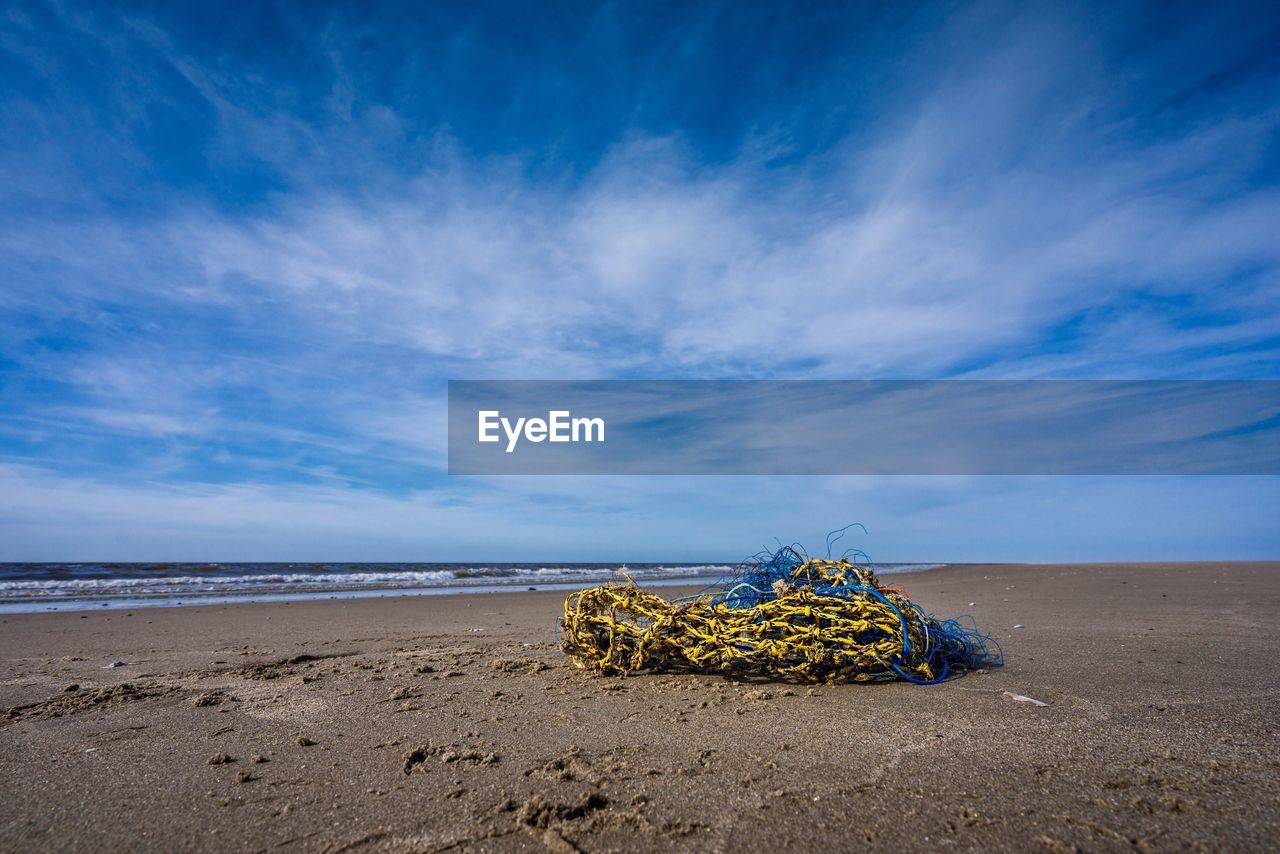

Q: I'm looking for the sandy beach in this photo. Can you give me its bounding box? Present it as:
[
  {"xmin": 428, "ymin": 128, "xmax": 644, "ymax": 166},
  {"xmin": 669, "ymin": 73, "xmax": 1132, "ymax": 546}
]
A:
[{"xmin": 2, "ymin": 562, "xmax": 1278, "ymax": 852}]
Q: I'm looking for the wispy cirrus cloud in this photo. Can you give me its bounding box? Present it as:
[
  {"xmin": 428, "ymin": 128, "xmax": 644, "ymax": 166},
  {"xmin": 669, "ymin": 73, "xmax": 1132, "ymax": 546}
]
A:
[{"xmin": 1, "ymin": 0, "xmax": 1278, "ymax": 558}]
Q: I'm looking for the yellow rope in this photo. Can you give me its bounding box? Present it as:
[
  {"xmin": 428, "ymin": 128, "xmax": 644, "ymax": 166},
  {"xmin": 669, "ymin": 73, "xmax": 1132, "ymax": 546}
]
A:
[{"xmin": 560, "ymin": 559, "xmax": 944, "ymax": 683}]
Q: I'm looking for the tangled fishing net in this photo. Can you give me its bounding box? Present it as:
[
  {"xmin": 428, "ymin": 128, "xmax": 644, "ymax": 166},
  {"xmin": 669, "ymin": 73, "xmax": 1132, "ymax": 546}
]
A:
[{"xmin": 560, "ymin": 532, "xmax": 1002, "ymax": 684}]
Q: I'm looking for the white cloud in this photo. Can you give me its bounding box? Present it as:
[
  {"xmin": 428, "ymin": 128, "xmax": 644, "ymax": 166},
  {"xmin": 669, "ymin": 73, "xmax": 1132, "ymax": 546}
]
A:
[
  {"xmin": 2, "ymin": 2, "xmax": 1278, "ymax": 557},
  {"xmin": 6, "ymin": 4, "xmax": 1278, "ymax": 390}
]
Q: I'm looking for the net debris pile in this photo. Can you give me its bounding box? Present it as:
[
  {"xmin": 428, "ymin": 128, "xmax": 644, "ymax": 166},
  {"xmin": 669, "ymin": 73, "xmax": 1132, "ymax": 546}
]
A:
[{"xmin": 559, "ymin": 541, "xmax": 1002, "ymax": 684}]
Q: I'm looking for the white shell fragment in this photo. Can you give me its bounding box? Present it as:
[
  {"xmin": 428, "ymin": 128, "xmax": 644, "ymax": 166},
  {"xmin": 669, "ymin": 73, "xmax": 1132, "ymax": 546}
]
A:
[{"xmin": 1002, "ymin": 690, "xmax": 1049, "ymax": 706}]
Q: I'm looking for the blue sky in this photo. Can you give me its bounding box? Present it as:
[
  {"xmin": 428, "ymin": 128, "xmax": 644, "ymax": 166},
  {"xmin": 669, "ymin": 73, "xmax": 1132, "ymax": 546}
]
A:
[{"xmin": 1, "ymin": 0, "xmax": 1278, "ymax": 562}]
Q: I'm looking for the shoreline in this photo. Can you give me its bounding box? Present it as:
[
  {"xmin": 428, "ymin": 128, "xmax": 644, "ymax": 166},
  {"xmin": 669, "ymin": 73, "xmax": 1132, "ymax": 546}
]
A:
[
  {"xmin": 0, "ymin": 562, "xmax": 951, "ymax": 614},
  {"xmin": 0, "ymin": 574, "xmax": 720, "ymax": 615},
  {"xmin": 3, "ymin": 561, "xmax": 1278, "ymax": 851}
]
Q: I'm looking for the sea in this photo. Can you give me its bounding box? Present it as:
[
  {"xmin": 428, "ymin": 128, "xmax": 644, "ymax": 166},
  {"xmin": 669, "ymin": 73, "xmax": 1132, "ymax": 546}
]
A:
[{"xmin": 0, "ymin": 562, "xmax": 943, "ymax": 613}]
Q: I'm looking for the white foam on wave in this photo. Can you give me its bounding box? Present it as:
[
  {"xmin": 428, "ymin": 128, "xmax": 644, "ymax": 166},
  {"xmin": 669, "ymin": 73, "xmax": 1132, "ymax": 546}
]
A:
[
  {"xmin": 0, "ymin": 570, "xmax": 456, "ymax": 595},
  {"xmin": 0, "ymin": 564, "xmax": 737, "ymax": 599},
  {"xmin": 0, "ymin": 563, "xmax": 958, "ymax": 602}
]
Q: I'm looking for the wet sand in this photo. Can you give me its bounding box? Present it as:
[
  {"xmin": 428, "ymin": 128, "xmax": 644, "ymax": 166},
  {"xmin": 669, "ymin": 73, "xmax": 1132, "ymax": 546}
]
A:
[{"xmin": 2, "ymin": 562, "xmax": 1278, "ymax": 852}]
